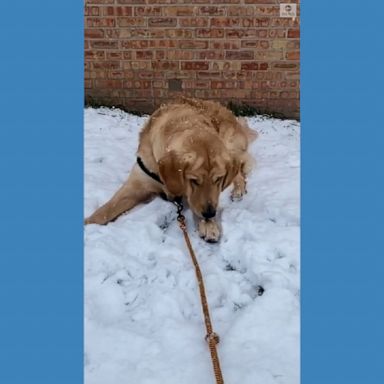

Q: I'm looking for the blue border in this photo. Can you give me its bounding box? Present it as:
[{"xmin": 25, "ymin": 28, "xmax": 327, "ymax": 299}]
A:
[
  {"xmin": 302, "ymin": 1, "xmax": 384, "ymax": 383},
  {"xmin": 0, "ymin": 2, "xmax": 83, "ymax": 383},
  {"xmin": 1, "ymin": 1, "xmax": 384, "ymax": 383}
]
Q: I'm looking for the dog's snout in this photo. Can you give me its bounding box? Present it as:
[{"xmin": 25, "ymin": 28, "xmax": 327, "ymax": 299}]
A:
[{"xmin": 202, "ymin": 204, "xmax": 216, "ymax": 219}]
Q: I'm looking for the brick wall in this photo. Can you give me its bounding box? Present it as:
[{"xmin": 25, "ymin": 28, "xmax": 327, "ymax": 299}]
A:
[{"xmin": 85, "ymin": 0, "xmax": 300, "ymax": 119}]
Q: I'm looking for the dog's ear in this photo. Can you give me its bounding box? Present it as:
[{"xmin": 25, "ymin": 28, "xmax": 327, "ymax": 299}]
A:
[
  {"xmin": 222, "ymin": 156, "xmax": 240, "ymax": 191},
  {"xmin": 158, "ymin": 151, "xmax": 186, "ymax": 197}
]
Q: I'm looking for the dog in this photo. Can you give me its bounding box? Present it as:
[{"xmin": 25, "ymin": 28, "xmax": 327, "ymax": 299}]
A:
[{"xmin": 85, "ymin": 98, "xmax": 256, "ymax": 242}]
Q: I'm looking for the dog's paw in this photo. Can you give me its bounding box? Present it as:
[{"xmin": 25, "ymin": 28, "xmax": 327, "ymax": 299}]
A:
[
  {"xmin": 84, "ymin": 214, "xmax": 108, "ymax": 225},
  {"xmin": 198, "ymin": 219, "xmax": 220, "ymax": 243},
  {"xmin": 230, "ymin": 183, "xmax": 247, "ymax": 201}
]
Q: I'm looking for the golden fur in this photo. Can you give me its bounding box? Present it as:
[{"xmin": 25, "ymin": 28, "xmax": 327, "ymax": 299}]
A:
[{"xmin": 85, "ymin": 98, "xmax": 256, "ymax": 242}]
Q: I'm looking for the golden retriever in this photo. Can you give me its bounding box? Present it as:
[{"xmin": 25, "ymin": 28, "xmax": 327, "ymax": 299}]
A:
[{"xmin": 85, "ymin": 98, "xmax": 256, "ymax": 242}]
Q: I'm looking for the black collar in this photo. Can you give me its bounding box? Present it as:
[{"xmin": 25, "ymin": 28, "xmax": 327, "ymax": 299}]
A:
[{"xmin": 137, "ymin": 156, "xmax": 163, "ymax": 184}]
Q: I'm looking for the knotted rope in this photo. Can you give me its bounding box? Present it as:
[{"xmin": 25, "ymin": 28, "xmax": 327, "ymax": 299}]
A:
[{"xmin": 173, "ymin": 201, "xmax": 224, "ymax": 384}]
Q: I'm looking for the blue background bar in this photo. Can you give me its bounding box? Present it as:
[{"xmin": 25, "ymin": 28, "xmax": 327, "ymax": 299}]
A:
[
  {"xmin": 0, "ymin": 2, "xmax": 83, "ymax": 383},
  {"xmin": 302, "ymin": 1, "xmax": 384, "ymax": 383}
]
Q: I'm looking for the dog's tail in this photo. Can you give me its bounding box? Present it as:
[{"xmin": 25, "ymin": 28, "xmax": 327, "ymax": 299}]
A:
[{"xmin": 237, "ymin": 117, "xmax": 258, "ymax": 142}]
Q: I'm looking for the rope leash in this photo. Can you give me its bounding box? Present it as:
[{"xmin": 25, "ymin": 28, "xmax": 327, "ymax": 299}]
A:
[{"xmin": 173, "ymin": 201, "xmax": 225, "ymax": 384}]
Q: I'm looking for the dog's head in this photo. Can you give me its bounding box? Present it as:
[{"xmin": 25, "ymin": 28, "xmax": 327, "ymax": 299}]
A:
[{"xmin": 158, "ymin": 136, "xmax": 239, "ymax": 219}]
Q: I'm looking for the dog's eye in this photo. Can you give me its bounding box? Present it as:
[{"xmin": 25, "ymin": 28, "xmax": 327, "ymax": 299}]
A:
[
  {"xmin": 213, "ymin": 176, "xmax": 223, "ymax": 184},
  {"xmin": 191, "ymin": 179, "xmax": 200, "ymax": 187}
]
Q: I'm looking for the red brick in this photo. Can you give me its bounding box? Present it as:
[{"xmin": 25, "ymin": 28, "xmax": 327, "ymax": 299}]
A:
[
  {"xmin": 211, "ymin": 80, "xmax": 238, "ymax": 89},
  {"xmin": 288, "ymin": 29, "xmax": 300, "ymax": 38},
  {"xmin": 119, "ymin": 29, "xmax": 148, "ymax": 38},
  {"xmin": 210, "ymin": 17, "xmax": 241, "ymax": 27},
  {"xmin": 179, "ymin": 18, "xmax": 209, "ymax": 27},
  {"xmin": 86, "ymin": 18, "xmax": 115, "ymax": 27},
  {"xmin": 85, "ymin": 29, "xmax": 104, "ymax": 39},
  {"xmin": 137, "ymin": 71, "xmax": 154, "ymax": 79},
  {"xmin": 182, "ymin": 80, "xmax": 211, "ymax": 89},
  {"xmin": 240, "ymin": 62, "xmax": 259, "ymax": 71},
  {"xmin": 128, "ymin": 80, "xmax": 151, "ymax": 89},
  {"xmin": 95, "ymin": 79, "xmax": 122, "ymax": 89},
  {"xmin": 225, "ymin": 29, "xmax": 261, "ymax": 39},
  {"xmin": 179, "ymin": 40, "xmax": 208, "ymax": 49},
  {"xmin": 254, "ymin": 50, "xmax": 284, "ymax": 60},
  {"xmin": 125, "ymin": 72, "xmax": 138, "ymax": 81},
  {"xmin": 196, "ymin": 50, "xmax": 225, "ymax": 60},
  {"xmin": 148, "ymin": 29, "xmax": 166, "ymax": 38},
  {"xmin": 123, "ymin": 52, "xmax": 132, "ymax": 60},
  {"xmin": 164, "ymin": 71, "xmax": 196, "ymax": 79},
  {"xmin": 121, "ymin": 40, "xmax": 148, "ymax": 49},
  {"xmin": 103, "ymin": 6, "xmax": 132, "ymax": 16},
  {"xmin": 197, "ymin": 71, "xmax": 222, "ymax": 79},
  {"xmin": 241, "ymin": 40, "xmax": 269, "ymax": 49},
  {"xmin": 198, "ymin": 6, "xmax": 225, "ymax": 16},
  {"xmin": 211, "ymin": 61, "xmax": 241, "ymax": 71},
  {"xmin": 227, "ymin": 6, "xmax": 254, "ymax": 16},
  {"xmin": 210, "ymin": 41, "xmax": 240, "ymax": 50},
  {"xmin": 134, "ymin": 6, "xmax": 161, "ymax": 16},
  {"xmin": 152, "ymin": 61, "xmax": 180, "ymax": 70},
  {"xmin": 148, "ymin": 18, "xmax": 177, "ymax": 27},
  {"xmin": 135, "ymin": 50, "xmax": 154, "ymax": 59},
  {"xmin": 117, "ymin": 17, "xmax": 146, "ymax": 27},
  {"xmin": 106, "ymin": 51, "xmax": 124, "ymax": 60},
  {"xmin": 128, "ymin": 89, "xmax": 153, "ymax": 98},
  {"xmin": 166, "ymin": 50, "xmax": 194, "ymax": 60},
  {"xmin": 85, "ymin": 51, "xmax": 105, "ymax": 60},
  {"xmin": 163, "ymin": 6, "xmax": 195, "ymax": 16},
  {"xmin": 225, "ymin": 50, "xmax": 254, "ymax": 60},
  {"xmin": 92, "ymin": 61, "xmax": 121, "ymax": 70},
  {"xmin": 165, "ymin": 29, "xmax": 194, "ymax": 39},
  {"xmin": 287, "ymin": 40, "xmax": 300, "ymax": 50},
  {"xmin": 242, "ymin": 18, "xmax": 256, "ymax": 28},
  {"xmin": 181, "ymin": 62, "xmax": 209, "ymax": 70},
  {"xmin": 156, "ymin": 40, "xmax": 177, "ymax": 48},
  {"xmin": 255, "ymin": 6, "xmax": 280, "ymax": 16},
  {"xmin": 285, "ymin": 72, "xmax": 300, "ymax": 80},
  {"xmin": 85, "ymin": 6, "xmax": 100, "ymax": 16},
  {"xmin": 90, "ymin": 40, "xmax": 118, "ymax": 49},
  {"xmin": 107, "ymin": 70, "xmax": 125, "ymax": 79},
  {"xmin": 286, "ymin": 51, "xmax": 300, "ymax": 60},
  {"xmin": 268, "ymin": 29, "xmax": 287, "ymax": 38},
  {"xmin": 272, "ymin": 63, "xmax": 299, "ymax": 70},
  {"xmin": 155, "ymin": 51, "xmax": 166, "ymax": 60},
  {"xmin": 254, "ymin": 18, "xmax": 270, "ymax": 27},
  {"xmin": 105, "ymin": 29, "xmax": 120, "ymax": 39},
  {"xmin": 86, "ymin": 69, "xmax": 105, "ymax": 80},
  {"xmin": 153, "ymin": 80, "xmax": 166, "ymax": 88},
  {"xmin": 128, "ymin": 61, "xmax": 152, "ymax": 70},
  {"xmin": 196, "ymin": 29, "xmax": 224, "ymax": 38},
  {"xmin": 223, "ymin": 71, "xmax": 253, "ymax": 80},
  {"xmin": 271, "ymin": 18, "xmax": 300, "ymax": 28},
  {"xmin": 280, "ymin": 91, "xmax": 299, "ymax": 99}
]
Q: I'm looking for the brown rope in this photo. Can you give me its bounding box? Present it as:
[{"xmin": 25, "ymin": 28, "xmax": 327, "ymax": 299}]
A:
[{"xmin": 174, "ymin": 201, "xmax": 225, "ymax": 384}]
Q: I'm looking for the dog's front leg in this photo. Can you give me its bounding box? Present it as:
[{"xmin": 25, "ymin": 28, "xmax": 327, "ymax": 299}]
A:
[
  {"xmin": 85, "ymin": 164, "xmax": 161, "ymax": 225},
  {"xmin": 230, "ymin": 172, "xmax": 247, "ymax": 201},
  {"xmin": 197, "ymin": 218, "xmax": 221, "ymax": 243}
]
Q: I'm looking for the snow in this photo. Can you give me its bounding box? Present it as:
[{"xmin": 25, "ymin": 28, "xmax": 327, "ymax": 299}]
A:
[{"xmin": 84, "ymin": 107, "xmax": 300, "ymax": 384}]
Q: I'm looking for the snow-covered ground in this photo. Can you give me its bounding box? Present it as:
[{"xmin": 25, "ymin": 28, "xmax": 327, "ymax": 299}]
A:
[{"xmin": 84, "ymin": 107, "xmax": 300, "ymax": 384}]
